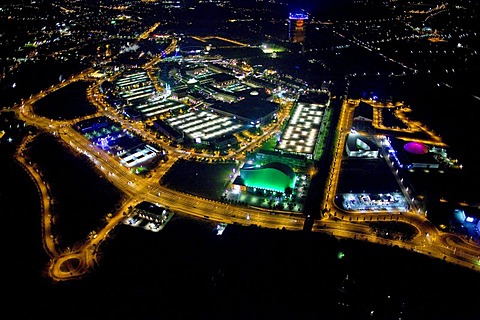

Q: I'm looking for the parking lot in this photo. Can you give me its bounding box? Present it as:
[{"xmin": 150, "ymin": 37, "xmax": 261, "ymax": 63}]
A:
[{"xmin": 340, "ymin": 192, "xmax": 409, "ymax": 212}]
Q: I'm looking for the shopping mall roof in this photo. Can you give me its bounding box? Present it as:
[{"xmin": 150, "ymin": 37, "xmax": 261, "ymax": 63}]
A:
[{"xmin": 212, "ymin": 88, "xmax": 278, "ymax": 123}]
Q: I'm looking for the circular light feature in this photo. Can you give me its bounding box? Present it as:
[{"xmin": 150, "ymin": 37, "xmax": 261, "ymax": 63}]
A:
[{"xmin": 404, "ymin": 141, "xmax": 428, "ymax": 155}]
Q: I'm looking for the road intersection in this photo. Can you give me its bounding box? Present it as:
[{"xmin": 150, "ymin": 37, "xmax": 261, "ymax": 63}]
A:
[{"xmin": 10, "ymin": 41, "xmax": 480, "ymax": 281}]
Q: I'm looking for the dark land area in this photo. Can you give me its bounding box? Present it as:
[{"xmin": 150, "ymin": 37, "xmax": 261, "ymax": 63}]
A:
[
  {"xmin": 160, "ymin": 158, "xmax": 237, "ymax": 200},
  {"xmin": 2, "ymin": 109, "xmax": 480, "ymax": 319},
  {"xmin": 32, "ymin": 81, "xmax": 97, "ymax": 120}
]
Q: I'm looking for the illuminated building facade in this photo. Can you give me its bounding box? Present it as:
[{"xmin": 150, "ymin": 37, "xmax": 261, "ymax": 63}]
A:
[
  {"xmin": 289, "ymin": 12, "xmax": 309, "ymax": 43},
  {"xmin": 345, "ymin": 133, "xmax": 379, "ymax": 158}
]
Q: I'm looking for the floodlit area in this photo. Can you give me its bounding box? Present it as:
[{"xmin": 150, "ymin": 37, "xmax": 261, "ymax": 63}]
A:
[
  {"xmin": 115, "ymin": 70, "xmax": 150, "ymax": 89},
  {"xmin": 75, "ymin": 116, "xmax": 163, "ymax": 169},
  {"xmin": 215, "ymin": 223, "xmax": 227, "ymax": 235},
  {"xmin": 136, "ymin": 99, "xmax": 183, "ymax": 118},
  {"xmin": 167, "ymin": 110, "xmax": 244, "ymax": 141},
  {"xmin": 123, "ymin": 214, "xmax": 170, "ymax": 232},
  {"xmin": 277, "ymin": 102, "xmax": 324, "ymax": 157},
  {"xmin": 116, "ymin": 70, "xmax": 156, "ymax": 104},
  {"xmin": 340, "ymin": 192, "xmax": 409, "ymax": 212},
  {"xmin": 123, "ymin": 204, "xmax": 174, "ymax": 232},
  {"xmin": 118, "ymin": 85, "xmax": 156, "ymax": 104},
  {"xmin": 220, "ymin": 82, "xmax": 251, "ymax": 92},
  {"xmin": 119, "ymin": 144, "xmax": 160, "ymax": 167}
]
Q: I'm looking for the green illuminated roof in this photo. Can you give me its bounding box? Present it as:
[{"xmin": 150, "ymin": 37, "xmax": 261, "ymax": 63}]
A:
[{"xmin": 240, "ymin": 162, "xmax": 295, "ymax": 192}]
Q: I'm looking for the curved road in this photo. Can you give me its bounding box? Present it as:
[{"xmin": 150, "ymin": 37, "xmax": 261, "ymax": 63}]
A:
[{"xmin": 10, "ymin": 36, "xmax": 480, "ymax": 281}]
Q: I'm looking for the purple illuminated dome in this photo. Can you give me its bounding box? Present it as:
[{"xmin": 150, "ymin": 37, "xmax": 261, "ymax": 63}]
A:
[{"xmin": 404, "ymin": 141, "xmax": 428, "ymax": 155}]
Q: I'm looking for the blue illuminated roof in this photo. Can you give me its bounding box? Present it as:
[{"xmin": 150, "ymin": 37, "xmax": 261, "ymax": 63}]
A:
[{"xmin": 289, "ymin": 12, "xmax": 309, "ymax": 20}]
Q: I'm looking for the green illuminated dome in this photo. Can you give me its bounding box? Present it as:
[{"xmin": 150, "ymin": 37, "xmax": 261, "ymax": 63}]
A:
[{"xmin": 240, "ymin": 162, "xmax": 296, "ymax": 193}]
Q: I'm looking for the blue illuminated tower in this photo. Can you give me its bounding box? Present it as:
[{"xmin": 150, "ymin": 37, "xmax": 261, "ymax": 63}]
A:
[{"xmin": 288, "ymin": 11, "xmax": 309, "ymax": 44}]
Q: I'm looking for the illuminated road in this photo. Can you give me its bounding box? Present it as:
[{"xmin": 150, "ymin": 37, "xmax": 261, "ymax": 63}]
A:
[
  {"xmin": 13, "ymin": 33, "xmax": 303, "ymax": 280},
  {"xmin": 320, "ymin": 98, "xmax": 480, "ymax": 272},
  {"xmin": 10, "ymin": 34, "xmax": 480, "ymax": 281}
]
